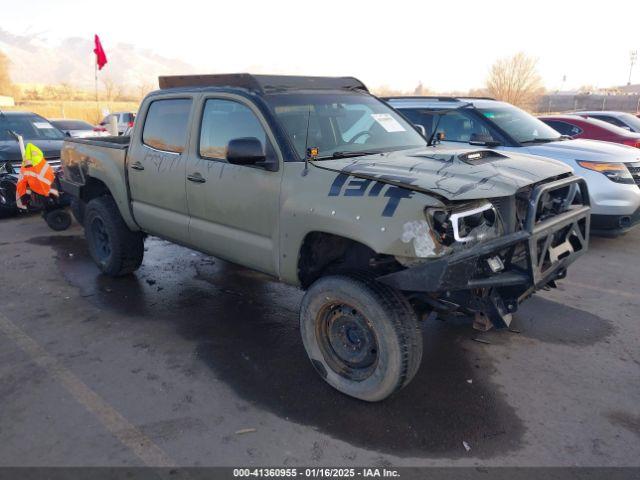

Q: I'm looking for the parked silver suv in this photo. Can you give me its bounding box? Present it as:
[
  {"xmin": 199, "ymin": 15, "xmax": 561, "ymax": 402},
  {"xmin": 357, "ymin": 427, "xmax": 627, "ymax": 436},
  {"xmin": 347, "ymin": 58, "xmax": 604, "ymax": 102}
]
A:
[{"xmin": 387, "ymin": 97, "xmax": 640, "ymax": 235}]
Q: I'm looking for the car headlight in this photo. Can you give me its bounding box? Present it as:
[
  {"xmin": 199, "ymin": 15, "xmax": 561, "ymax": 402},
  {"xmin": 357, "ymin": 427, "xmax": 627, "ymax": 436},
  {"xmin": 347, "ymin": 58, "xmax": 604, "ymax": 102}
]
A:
[
  {"xmin": 428, "ymin": 202, "xmax": 500, "ymax": 246},
  {"xmin": 577, "ymin": 161, "xmax": 634, "ymax": 184}
]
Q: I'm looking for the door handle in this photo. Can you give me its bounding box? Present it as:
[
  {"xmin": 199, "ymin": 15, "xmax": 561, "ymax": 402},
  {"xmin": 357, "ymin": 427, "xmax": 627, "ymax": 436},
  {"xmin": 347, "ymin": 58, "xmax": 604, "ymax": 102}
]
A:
[
  {"xmin": 130, "ymin": 161, "xmax": 144, "ymax": 171},
  {"xmin": 187, "ymin": 173, "xmax": 206, "ymax": 183}
]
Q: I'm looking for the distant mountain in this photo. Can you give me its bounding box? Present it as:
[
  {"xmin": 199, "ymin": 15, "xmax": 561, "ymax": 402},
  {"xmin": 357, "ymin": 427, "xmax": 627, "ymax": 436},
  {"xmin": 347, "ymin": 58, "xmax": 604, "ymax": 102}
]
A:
[{"xmin": 0, "ymin": 29, "xmax": 197, "ymax": 88}]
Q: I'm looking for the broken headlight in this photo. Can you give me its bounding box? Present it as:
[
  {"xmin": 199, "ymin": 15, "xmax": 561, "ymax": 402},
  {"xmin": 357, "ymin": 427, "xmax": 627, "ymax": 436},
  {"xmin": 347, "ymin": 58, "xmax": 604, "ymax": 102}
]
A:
[{"xmin": 428, "ymin": 202, "xmax": 501, "ymax": 246}]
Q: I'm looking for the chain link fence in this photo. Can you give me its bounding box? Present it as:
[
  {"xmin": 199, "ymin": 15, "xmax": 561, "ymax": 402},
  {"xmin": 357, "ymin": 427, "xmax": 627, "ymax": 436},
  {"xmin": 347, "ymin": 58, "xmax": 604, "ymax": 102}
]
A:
[{"xmin": 534, "ymin": 94, "xmax": 640, "ymax": 114}]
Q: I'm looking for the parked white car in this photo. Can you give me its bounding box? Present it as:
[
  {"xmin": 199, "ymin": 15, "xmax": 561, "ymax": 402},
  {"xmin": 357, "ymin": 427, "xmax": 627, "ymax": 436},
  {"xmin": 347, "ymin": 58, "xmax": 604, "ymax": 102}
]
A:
[
  {"xmin": 387, "ymin": 97, "xmax": 640, "ymax": 236},
  {"xmin": 574, "ymin": 111, "xmax": 640, "ymax": 133}
]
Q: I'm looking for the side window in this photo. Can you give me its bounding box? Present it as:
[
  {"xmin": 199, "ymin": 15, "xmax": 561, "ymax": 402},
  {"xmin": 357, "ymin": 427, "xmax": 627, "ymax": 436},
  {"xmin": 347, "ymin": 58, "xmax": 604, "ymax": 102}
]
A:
[
  {"xmin": 142, "ymin": 98, "xmax": 192, "ymax": 153},
  {"xmin": 592, "ymin": 115, "xmax": 626, "ymax": 128},
  {"xmin": 545, "ymin": 120, "xmax": 582, "ymax": 137},
  {"xmin": 199, "ymin": 99, "xmax": 275, "ymax": 163},
  {"xmin": 401, "ymin": 109, "xmax": 436, "ymax": 136},
  {"xmin": 435, "ymin": 111, "xmax": 494, "ymax": 143}
]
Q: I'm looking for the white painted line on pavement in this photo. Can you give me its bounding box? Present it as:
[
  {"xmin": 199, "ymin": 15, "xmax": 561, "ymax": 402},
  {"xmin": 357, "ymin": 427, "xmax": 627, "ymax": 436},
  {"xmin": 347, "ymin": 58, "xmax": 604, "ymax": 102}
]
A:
[{"xmin": 0, "ymin": 312, "xmax": 175, "ymax": 467}]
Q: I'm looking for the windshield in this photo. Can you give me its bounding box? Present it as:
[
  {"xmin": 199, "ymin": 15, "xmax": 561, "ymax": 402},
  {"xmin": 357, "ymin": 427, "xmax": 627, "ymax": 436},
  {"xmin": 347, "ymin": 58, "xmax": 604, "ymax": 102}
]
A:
[
  {"xmin": 617, "ymin": 113, "xmax": 640, "ymax": 131},
  {"xmin": 265, "ymin": 92, "xmax": 426, "ymax": 159},
  {"xmin": 0, "ymin": 114, "xmax": 65, "ymax": 141},
  {"xmin": 476, "ymin": 105, "xmax": 561, "ymax": 143}
]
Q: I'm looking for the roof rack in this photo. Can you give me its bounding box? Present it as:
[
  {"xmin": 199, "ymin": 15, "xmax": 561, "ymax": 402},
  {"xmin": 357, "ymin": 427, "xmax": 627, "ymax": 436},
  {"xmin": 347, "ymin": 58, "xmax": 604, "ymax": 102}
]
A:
[
  {"xmin": 158, "ymin": 74, "xmax": 369, "ymax": 93},
  {"xmin": 383, "ymin": 95, "xmax": 496, "ymax": 101}
]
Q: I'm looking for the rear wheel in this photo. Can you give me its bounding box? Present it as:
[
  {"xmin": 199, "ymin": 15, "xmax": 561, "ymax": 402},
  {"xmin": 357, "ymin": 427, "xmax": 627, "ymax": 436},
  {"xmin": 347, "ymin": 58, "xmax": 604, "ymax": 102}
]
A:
[
  {"xmin": 300, "ymin": 272, "xmax": 423, "ymax": 402},
  {"xmin": 84, "ymin": 196, "xmax": 144, "ymax": 276}
]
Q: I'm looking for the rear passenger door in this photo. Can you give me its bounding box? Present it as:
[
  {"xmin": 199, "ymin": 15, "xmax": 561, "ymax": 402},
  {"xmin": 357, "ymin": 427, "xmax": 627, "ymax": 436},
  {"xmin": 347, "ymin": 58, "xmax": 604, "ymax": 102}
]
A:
[
  {"xmin": 127, "ymin": 96, "xmax": 194, "ymax": 245},
  {"xmin": 184, "ymin": 95, "xmax": 282, "ymax": 276}
]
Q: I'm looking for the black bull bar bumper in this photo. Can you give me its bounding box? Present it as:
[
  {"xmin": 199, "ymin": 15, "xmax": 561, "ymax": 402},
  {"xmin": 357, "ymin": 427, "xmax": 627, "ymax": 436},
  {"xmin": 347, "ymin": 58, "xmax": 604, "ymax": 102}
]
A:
[{"xmin": 378, "ymin": 177, "xmax": 591, "ymax": 326}]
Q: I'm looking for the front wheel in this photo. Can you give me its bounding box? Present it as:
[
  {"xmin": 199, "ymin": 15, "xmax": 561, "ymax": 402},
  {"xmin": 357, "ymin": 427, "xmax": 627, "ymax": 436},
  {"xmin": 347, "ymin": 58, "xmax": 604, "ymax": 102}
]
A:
[{"xmin": 300, "ymin": 273, "xmax": 423, "ymax": 402}]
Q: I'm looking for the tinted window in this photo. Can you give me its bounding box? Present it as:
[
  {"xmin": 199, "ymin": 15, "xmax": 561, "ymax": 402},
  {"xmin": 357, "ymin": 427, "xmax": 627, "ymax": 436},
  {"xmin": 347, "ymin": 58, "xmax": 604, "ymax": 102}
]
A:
[
  {"xmin": 199, "ymin": 99, "xmax": 274, "ymax": 162},
  {"xmin": 542, "ymin": 120, "xmax": 582, "ymax": 137},
  {"xmin": 142, "ymin": 99, "xmax": 192, "ymax": 153},
  {"xmin": 401, "ymin": 108, "xmax": 494, "ymax": 143},
  {"xmin": 591, "ymin": 115, "xmax": 627, "ymax": 128},
  {"xmin": 51, "ymin": 120, "xmax": 93, "ymax": 131}
]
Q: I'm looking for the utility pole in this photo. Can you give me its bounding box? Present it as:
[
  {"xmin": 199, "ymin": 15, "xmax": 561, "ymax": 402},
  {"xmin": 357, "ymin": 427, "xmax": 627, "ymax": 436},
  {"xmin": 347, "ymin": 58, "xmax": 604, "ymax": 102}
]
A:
[{"xmin": 629, "ymin": 50, "xmax": 638, "ymax": 86}]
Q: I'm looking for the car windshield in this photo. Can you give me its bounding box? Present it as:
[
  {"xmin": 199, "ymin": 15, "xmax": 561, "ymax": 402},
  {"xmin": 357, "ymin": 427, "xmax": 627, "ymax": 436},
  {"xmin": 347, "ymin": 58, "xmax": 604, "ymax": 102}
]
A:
[
  {"xmin": 51, "ymin": 120, "xmax": 93, "ymax": 131},
  {"xmin": 0, "ymin": 114, "xmax": 65, "ymax": 141},
  {"xmin": 617, "ymin": 113, "xmax": 640, "ymax": 131},
  {"xmin": 265, "ymin": 92, "xmax": 426, "ymax": 159},
  {"xmin": 476, "ymin": 105, "xmax": 562, "ymax": 143}
]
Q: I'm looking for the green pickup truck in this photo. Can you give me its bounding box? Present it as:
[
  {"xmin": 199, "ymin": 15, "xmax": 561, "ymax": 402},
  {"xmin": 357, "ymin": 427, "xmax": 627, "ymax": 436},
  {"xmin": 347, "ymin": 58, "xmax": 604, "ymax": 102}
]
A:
[{"xmin": 61, "ymin": 74, "xmax": 590, "ymax": 401}]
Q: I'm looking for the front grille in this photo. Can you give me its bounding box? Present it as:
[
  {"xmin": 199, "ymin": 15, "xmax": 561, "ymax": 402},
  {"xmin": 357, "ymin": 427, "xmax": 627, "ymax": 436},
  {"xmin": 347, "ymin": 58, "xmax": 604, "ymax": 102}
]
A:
[{"xmin": 626, "ymin": 162, "xmax": 640, "ymax": 188}]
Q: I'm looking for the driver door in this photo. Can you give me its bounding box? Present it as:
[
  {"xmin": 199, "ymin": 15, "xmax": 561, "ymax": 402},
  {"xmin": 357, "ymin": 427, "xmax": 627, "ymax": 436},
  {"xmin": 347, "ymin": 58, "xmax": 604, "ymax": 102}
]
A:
[{"xmin": 184, "ymin": 95, "xmax": 283, "ymax": 276}]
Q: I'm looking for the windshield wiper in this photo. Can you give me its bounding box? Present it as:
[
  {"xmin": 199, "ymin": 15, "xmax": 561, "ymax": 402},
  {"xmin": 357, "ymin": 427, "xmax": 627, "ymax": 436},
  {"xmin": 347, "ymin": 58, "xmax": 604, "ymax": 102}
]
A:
[
  {"xmin": 314, "ymin": 150, "xmax": 381, "ymax": 160},
  {"xmin": 520, "ymin": 137, "xmax": 562, "ymax": 144}
]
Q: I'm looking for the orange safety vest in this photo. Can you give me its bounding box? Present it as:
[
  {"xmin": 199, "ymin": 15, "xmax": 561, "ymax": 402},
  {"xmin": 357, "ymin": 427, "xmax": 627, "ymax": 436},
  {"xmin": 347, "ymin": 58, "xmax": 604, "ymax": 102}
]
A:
[{"xmin": 16, "ymin": 144, "xmax": 58, "ymax": 209}]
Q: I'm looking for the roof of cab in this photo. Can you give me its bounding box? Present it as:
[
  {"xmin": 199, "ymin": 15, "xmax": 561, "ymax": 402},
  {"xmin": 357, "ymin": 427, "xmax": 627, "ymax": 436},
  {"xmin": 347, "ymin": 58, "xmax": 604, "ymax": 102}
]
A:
[
  {"xmin": 157, "ymin": 73, "xmax": 368, "ymax": 94},
  {"xmin": 384, "ymin": 96, "xmax": 512, "ymax": 110}
]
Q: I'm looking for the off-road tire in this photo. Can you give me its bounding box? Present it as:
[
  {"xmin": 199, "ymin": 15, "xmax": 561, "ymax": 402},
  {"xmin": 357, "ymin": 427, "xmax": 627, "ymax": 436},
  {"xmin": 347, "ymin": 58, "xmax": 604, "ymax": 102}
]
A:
[
  {"xmin": 84, "ymin": 195, "xmax": 144, "ymax": 276},
  {"xmin": 70, "ymin": 198, "xmax": 86, "ymax": 226},
  {"xmin": 300, "ymin": 272, "xmax": 423, "ymax": 402},
  {"xmin": 0, "ymin": 180, "xmax": 18, "ymax": 218},
  {"xmin": 44, "ymin": 209, "xmax": 72, "ymax": 231}
]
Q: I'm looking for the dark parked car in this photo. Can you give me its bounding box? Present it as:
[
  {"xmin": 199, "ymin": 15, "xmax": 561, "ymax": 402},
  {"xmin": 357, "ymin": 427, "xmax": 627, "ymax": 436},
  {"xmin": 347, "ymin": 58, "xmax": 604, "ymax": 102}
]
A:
[
  {"xmin": 0, "ymin": 111, "xmax": 65, "ymax": 216},
  {"xmin": 539, "ymin": 114, "xmax": 640, "ymax": 148},
  {"xmin": 50, "ymin": 119, "xmax": 109, "ymax": 138}
]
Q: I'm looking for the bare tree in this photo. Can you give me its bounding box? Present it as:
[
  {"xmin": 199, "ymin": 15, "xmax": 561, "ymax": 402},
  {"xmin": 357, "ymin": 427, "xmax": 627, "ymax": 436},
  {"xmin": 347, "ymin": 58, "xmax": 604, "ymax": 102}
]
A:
[
  {"xmin": 136, "ymin": 82, "xmax": 155, "ymax": 101},
  {"xmin": 0, "ymin": 50, "xmax": 13, "ymax": 96},
  {"xmin": 102, "ymin": 76, "xmax": 118, "ymax": 102},
  {"xmin": 486, "ymin": 52, "xmax": 544, "ymax": 108}
]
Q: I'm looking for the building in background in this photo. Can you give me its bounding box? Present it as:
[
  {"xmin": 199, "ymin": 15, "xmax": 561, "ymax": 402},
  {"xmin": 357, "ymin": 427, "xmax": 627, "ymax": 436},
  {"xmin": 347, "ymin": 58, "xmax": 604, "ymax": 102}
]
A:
[{"xmin": 0, "ymin": 95, "xmax": 15, "ymax": 107}]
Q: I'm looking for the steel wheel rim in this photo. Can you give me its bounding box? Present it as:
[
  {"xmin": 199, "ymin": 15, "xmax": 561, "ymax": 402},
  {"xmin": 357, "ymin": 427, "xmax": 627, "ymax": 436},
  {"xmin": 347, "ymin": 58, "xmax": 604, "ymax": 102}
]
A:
[
  {"xmin": 90, "ymin": 217, "xmax": 111, "ymax": 261},
  {"xmin": 316, "ymin": 303, "xmax": 379, "ymax": 382}
]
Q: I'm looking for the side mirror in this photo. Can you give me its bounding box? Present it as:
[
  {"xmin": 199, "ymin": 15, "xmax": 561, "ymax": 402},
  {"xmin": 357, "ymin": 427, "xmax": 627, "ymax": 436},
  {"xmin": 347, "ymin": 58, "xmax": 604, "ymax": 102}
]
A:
[
  {"xmin": 414, "ymin": 124, "xmax": 426, "ymax": 136},
  {"xmin": 65, "ymin": 131, "xmax": 72, "ymax": 137},
  {"xmin": 226, "ymin": 137, "xmax": 266, "ymax": 166}
]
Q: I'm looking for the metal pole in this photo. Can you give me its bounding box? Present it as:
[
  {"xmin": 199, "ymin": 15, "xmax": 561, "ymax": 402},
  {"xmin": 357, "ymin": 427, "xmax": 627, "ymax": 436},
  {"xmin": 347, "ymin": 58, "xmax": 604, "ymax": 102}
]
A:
[{"xmin": 95, "ymin": 61, "xmax": 98, "ymax": 107}]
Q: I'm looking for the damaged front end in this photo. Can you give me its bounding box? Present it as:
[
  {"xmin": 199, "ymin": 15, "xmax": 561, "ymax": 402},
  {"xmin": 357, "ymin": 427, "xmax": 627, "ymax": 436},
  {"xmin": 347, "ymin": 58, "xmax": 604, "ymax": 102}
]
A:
[{"xmin": 378, "ymin": 176, "xmax": 591, "ymax": 329}]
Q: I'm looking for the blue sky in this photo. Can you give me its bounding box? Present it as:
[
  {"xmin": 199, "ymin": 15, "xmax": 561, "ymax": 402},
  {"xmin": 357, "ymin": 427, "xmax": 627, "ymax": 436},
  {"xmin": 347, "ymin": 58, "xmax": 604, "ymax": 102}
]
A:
[{"xmin": 4, "ymin": 0, "xmax": 640, "ymax": 91}]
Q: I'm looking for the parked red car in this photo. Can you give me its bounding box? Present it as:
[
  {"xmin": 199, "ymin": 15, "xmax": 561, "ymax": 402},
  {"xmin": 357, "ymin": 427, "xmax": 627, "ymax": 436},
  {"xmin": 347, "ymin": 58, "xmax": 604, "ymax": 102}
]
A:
[{"xmin": 539, "ymin": 114, "xmax": 640, "ymax": 148}]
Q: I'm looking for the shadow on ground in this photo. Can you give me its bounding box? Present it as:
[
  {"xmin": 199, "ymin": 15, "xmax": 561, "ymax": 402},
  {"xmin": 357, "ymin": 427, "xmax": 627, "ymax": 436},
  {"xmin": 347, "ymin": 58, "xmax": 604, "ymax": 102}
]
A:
[{"xmin": 27, "ymin": 233, "xmax": 613, "ymax": 458}]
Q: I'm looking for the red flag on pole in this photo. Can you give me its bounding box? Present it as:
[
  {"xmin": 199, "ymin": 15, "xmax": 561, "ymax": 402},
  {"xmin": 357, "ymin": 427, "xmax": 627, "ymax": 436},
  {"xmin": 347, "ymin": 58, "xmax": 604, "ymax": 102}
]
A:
[{"xmin": 93, "ymin": 34, "xmax": 108, "ymax": 70}]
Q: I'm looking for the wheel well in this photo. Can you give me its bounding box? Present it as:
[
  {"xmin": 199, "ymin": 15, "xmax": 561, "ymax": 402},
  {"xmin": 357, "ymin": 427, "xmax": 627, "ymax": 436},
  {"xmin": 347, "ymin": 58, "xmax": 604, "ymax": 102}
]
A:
[
  {"xmin": 80, "ymin": 178, "xmax": 110, "ymax": 203},
  {"xmin": 297, "ymin": 232, "xmax": 400, "ymax": 289}
]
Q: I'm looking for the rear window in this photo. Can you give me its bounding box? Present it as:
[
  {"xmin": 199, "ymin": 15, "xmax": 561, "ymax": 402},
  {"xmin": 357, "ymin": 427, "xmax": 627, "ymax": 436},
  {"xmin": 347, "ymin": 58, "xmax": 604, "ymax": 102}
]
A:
[
  {"xmin": 142, "ymin": 99, "xmax": 192, "ymax": 153},
  {"xmin": 51, "ymin": 120, "xmax": 93, "ymax": 130}
]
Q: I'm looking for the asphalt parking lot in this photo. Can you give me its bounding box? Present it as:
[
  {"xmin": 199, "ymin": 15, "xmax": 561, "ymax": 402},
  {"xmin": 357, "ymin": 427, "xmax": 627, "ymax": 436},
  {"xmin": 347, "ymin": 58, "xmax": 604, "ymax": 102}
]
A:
[{"xmin": 0, "ymin": 213, "xmax": 638, "ymax": 467}]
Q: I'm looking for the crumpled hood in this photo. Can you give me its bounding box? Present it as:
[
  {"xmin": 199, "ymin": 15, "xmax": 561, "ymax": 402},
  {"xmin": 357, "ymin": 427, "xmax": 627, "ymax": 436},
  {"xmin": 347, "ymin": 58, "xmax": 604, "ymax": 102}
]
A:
[
  {"xmin": 312, "ymin": 146, "xmax": 572, "ymax": 201},
  {"xmin": 525, "ymin": 138, "xmax": 640, "ymax": 163},
  {"xmin": 0, "ymin": 140, "xmax": 64, "ymax": 163}
]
